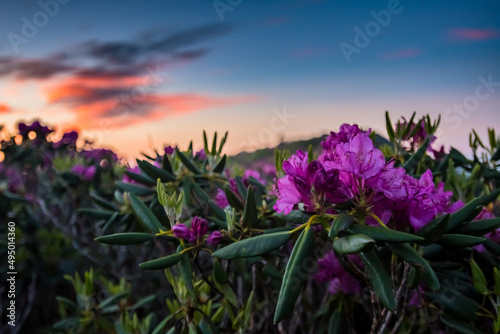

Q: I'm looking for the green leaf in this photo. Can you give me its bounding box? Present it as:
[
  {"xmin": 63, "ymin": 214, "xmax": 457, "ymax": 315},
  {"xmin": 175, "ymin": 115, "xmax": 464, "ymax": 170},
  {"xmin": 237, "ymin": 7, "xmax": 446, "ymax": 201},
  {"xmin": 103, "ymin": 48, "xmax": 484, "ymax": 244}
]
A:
[
  {"xmin": 115, "ymin": 181, "xmax": 155, "ymax": 196},
  {"xmin": 417, "ymin": 214, "xmax": 449, "ymax": 244},
  {"xmin": 494, "ymin": 267, "xmax": 500, "ymax": 296},
  {"xmin": 440, "ymin": 315, "xmax": 483, "ymax": 334},
  {"xmin": 333, "ymin": 234, "xmax": 375, "ymax": 254},
  {"xmin": 53, "ymin": 317, "xmax": 80, "ymax": 331},
  {"xmin": 151, "ymin": 315, "xmax": 174, "ymax": 334},
  {"xmin": 242, "ymin": 186, "xmax": 258, "ymax": 228},
  {"xmin": 492, "ymin": 146, "xmax": 500, "ymax": 161},
  {"xmin": 137, "ymin": 159, "xmax": 176, "ymax": 182},
  {"xmin": 328, "ymin": 214, "xmax": 354, "ymax": 238},
  {"xmin": 213, "ymin": 259, "xmax": 229, "ymax": 284},
  {"xmin": 203, "ymin": 130, "xmax": 209, "ymax": 154},
  {"xmin": 129, "ymin": 193, "xmax": 162, "ymax": 233},
  {"xmin": 95, "ymin": 232, "xmax": 155, "ymax": 245},
  {"xmin": 213, "ymin": 231, "xmax": 291, "ymax": 259},
  {"xmin": 123, "ymin": 170, "xmax": 156, "ymax": 186},
  {"xmin": 385, "ymin": 111, "xmax": 395, "ymax": 141},
  {"xmin": 90, "ymin": 192, "xmax": 117, "ymax": 211},
  {"xmin": 387, "ymin": 243, "xmax": 440, "ymax": 291},
  {"xmin": 127, "ymin": 295, "xmax": 156, "ymax": 310},
  {"xmin": 211, "ymin": 131, "xmax": 218, "ymax": 155},
  {"xmin": 328, "ymin": 309, "xmax": 347, "ymax": 334},
  {"xmin": 209, "ymin": 201, "xmax": 227, "ymax": 221},
  {"xmin": 97, "ymin": 291, "xmax": 129, "ymax": 309},
  {"xmin": 139, "ymin": 253, "xmax": 183, "ymax": 270},
  {"xmin": 223, "ymin": 185, "xmax": 243, "ymax": 211},
  {"xmin": 450, "ymin": 147, "xmax": 470, "ymax": 166},
  {"xmin": 437, "ymin": 234, "xmax": 486, "ymax": 247},
  {"xmin": 470, "ymin": 258, "xmax": 489, "ymax": 295},
  {"xmin": 219, "ymin": 283, "xmax": 239, "ymax": 307},
  {"xmin": 350, "ymin": 224, "xmax": 425, "ymax": 243},
  {"xmin": 455, "ymin": 218, "xmax": 500, "ymax": 236},
  {"xmin": 78, "ymin": 208, "xmax": 115, "ymax": 220},
  {"xmin": 359, "ymin": 249, "xmax": 396, "ymax": 311},
  {"xmin": 402, "ymin": 111, "xmax": 417, "ymax": 138},
  {"xmin": 274, "ymin": 226, "xmax": 315, "ymax": 323},
  {"xmin": 403, "ymin": 137, "xmax": 430, "ymax": 173},
  {"xmin": 218, "ymin": 131, "xmax": 228, "ymax": 155},
  {"xmin": 162, "ymin": 154, "xmax": 174, "ymax": 174},
  {"xmin": 212, "ymin": 154, "xmax": 227, "ymax": 173},
  {"xmin": 447, "ymin": 189, "xmax": 500, "ymax": 231},
  {"xmin": 175, "ymin": 148, "xmax": 201, "ymax": 174}
]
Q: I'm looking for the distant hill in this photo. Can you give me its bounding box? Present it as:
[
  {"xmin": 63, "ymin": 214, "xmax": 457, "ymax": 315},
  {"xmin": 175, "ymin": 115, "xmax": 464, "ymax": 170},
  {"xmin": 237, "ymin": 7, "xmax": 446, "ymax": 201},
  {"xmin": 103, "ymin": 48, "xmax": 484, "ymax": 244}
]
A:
[{"xmin": 229, "ymin": 133, "xmax": 391, "ymax": 169}]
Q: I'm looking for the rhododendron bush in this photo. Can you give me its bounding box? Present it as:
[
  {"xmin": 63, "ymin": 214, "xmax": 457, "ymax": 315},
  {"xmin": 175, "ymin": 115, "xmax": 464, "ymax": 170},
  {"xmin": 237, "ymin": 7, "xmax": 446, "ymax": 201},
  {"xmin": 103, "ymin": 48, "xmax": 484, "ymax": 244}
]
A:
[{"xmin": 1, "ymin": 112, "xmax": 500, "ymax": 333}]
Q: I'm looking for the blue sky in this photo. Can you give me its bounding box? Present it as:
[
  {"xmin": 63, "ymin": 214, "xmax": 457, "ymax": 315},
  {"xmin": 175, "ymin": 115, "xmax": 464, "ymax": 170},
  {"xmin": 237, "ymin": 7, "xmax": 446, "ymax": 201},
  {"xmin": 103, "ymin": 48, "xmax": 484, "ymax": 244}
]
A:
[{"xmin": 0, "ymin": 0, "xmax": 499, "ymax": 158}]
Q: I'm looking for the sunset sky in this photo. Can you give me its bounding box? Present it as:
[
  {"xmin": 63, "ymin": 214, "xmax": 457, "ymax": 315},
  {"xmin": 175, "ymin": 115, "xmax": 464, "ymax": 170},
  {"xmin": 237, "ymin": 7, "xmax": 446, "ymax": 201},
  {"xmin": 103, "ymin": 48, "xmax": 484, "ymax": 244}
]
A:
[{"xmin": 1, "ymin": 0, "xmax": 499, "ymax": 159}]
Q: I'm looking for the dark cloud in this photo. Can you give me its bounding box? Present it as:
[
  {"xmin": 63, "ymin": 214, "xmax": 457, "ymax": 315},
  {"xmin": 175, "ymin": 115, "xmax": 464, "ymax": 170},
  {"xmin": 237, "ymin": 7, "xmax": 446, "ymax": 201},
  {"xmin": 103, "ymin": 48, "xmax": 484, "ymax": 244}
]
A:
[
  {"xmin": 0, "ymin": 23, "xmax": 231, "ymax": 79},
  {"xmin": 0, "ymin": 56, "xmax": 74, "ymax": 79}
]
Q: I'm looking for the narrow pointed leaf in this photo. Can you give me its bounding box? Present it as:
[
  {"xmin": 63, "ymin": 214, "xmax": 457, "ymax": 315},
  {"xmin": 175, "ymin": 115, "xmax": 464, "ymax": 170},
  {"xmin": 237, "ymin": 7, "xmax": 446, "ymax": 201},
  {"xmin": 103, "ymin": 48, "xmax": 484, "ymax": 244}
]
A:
[
  {"xmin": 212, "ymin": 154, "xmax": 227, "ymax": 173},
  {"xmin": 333, "ymin": 234, "xmax": 375, "ymax": 254},
  {"xmin": 470, "ymin": 258, "xmax": 488, "ymax": 295},
  {"xmin": 213, "ymin": 231, "xmax": 291, "ymax": 259},
  {"xmin": 217, "ymin": 131, "xmax": 228, "ymax": 155},
  {"xmin": 137, "ymin": 159, "xmax": 176, "ymax": 182},
  {"xmin": 403, "ymin": 137, "xmax": 430, "ymax": 173},
  {"xmin": 139, "ymin": 252, "xmax": 183, "ymax": 270},
  {"xmin": 447, "ymin": 189, "xmax": 500, "ymax": 231},
  {"xmin": 440, "ymin": 315, "xmax": 483, "ymax": 334},
  {"xmin": 224, "ymin": 185, "xmax": 244, "ymax": 211},
  {"xmin": 176, "ymin": 148, "xmax": 201, "ymax": 174},
  {"xmin": 123, "ymin": 170, "xmax": 156, "ymax": 186},
  {"xmin": 129, "ymin": 193, "xmax": 162, "ymax": 232},
  {"xmin": 351, "ymin": 224, "xmax": 425, "ymax": 243},
  {"xmin": 115, "ymin": 181, "xmax": 155, "ymax": 196},
  {"xmin": 455, "ymin": 218, "xmax": 500, "ymax": 236},
  {"xmin": 492, "ymin": 146, "xmax": 500, "ymax": 161},
  {"xmin": 385, "ymin": 111, "xmax": 395, "ymax": 141},
  {"xmin": 329, "ymin": 214, "xmax": 354, "ymax": 238},
  {"xmin": 78, "ymin": 208, "xmax": 115, "ymax": 220},
  {"xmin": 437, "ymin": 234, "xmax": 486, "ymax": 247},
  {"xmin": 417, "ymin": 214, "xmax": 449, "ymax": 244},
  {"xmin": 242, "ymin": 186, "xmax": 258, "ymax": 228},
  {"xmin": 387, "ymin": 243, "xmax": 439, "ymax": 291},
  {"xmin": 359, "ymin": 249, "xmax": 396, "ymax": 311},
  {"xmin": 274, "ymin": 227, "xmax": 315, "ymax": 323},
  {"xmin": 95, "ymin": 232, "xmax": 155, "ymax": 245},
  {"xmin": 162, "ymin": 154, "xmax": 173, "ymax": 174},
  {"xmin": 211, "ymin": 132, "xmax": 218, "ymax": 155}
]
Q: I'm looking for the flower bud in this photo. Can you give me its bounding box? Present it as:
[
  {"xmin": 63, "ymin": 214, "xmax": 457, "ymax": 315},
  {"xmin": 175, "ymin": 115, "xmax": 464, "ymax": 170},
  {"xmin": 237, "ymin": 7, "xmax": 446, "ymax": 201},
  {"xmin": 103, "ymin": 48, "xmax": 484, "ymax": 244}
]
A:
[
  {"xmin": 172, "ymin": 223, "xmax": 192, "ymax": 241},
  {"xmin": 191, "ymin": 216, "xmax": 208, "ymax": 237},
  {"xmin": 206, "ymin": 231, "xmax": 222, "ymax": 245}
]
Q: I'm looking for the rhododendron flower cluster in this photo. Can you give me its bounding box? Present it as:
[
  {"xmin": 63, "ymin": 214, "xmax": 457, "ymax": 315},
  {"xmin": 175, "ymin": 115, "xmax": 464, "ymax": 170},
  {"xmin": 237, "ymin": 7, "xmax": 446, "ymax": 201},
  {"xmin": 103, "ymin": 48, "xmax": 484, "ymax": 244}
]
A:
[
  {"xmin": 274, "ymin": 124, "xmax": 460, "ymax": 231},
  {"xmin": 172, "ymin": 216, "xmax": 221, "ymax": 245}
]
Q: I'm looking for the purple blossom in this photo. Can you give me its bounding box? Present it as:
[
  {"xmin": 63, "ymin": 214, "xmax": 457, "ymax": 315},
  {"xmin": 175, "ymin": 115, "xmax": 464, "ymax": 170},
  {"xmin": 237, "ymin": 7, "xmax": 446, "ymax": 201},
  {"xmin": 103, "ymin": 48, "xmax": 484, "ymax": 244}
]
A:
[
  {"xmin": 194, "ymin": 148, "xmax": 207, "ymax": 160},
  {"xmin": 72, "ymin": 164, "xmax": 96, "ymax": 180},
  {"xmin": 58, "ymin": 131, "xmax": 79, "ymax": 146},
  {"xmin": 215, "ymin": 188, "xmax": 230, "ymax": 208},
  {"xmin": 81, "ymin": 148, "xmax": 117, "ymax": 162},
  {"xmin": 327, "ymin": 133, "xmax": 385, "ymax": 179},
  {"xmin": 172, "ymin": 223, "xmax": 193, "ymax": 241},
  {"xmin": 191, "ymin": 216, "xmax": 208, "ymax": 239},
  {"xmin": 207, "ymin": 231, "xmax": 222, "ymax": 245},
  {"xmin": 164, "ymin": 146, "xmax": 175, "ymax": 155},
  {"xmin": 314, "ymin": 251, "xmax": 362, "ymax": 295}
]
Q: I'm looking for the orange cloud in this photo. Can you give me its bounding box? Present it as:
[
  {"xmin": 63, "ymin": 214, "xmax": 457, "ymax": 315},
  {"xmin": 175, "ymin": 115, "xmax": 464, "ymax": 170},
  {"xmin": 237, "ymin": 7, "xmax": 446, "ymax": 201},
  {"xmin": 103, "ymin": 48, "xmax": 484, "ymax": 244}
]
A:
[
  {"xmin": 44, "ymin": 77, "xmax": 257, "ymax": 130},
  {"xmin": 0, "ymin": 103, "xmax": 11, "ymax": 113}
]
